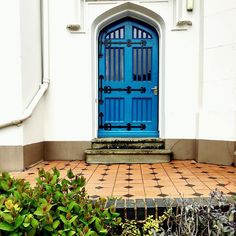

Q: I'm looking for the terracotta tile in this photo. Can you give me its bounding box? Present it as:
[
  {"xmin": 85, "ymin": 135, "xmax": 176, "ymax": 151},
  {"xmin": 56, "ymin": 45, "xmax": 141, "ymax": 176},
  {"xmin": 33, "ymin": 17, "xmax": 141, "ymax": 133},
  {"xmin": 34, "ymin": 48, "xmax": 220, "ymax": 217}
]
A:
[{"xmin": 9, "ymin": 160, "xmax": 236, "ymax": 200}]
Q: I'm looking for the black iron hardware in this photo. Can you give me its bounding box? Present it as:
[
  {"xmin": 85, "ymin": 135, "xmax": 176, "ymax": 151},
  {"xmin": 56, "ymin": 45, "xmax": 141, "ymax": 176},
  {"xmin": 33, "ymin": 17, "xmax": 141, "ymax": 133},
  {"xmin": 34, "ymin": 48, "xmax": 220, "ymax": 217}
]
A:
[
  {"xmin": 98, "ymin": 75, "xmax": 104, "ymax": 104},
  {"xmin": 102, "ymin": 86, "xmax": 146, "ymax": 94},
  {"xmin": 103, "ymin": 39, "xmax": 147, "ymax": 47},
  {"xmin": 99, "ymin": 123, "xmax": 146, "ymax": 131}
]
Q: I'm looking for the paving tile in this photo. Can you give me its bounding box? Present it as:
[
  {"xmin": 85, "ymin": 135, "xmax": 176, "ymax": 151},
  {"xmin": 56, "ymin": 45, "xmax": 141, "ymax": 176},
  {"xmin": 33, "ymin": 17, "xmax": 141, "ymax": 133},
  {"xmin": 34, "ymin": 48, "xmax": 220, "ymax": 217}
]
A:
[{"xmin": 10, "ymin": 161, "xmax": 236, "ymax": 200}]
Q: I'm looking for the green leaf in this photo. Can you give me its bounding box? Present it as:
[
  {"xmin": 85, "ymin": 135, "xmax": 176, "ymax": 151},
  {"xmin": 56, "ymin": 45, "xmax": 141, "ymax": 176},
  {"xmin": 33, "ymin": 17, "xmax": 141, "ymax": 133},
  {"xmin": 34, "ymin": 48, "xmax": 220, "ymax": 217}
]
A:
[
  {"xmin": 99, "ymin": 229, "xmax": 108, "ymax": 234},
  {"xmin": 58, "ymin": 206, "xmax": 68, "ymax": 213},
  {"xmin": 34, "ymin": 210, "xmax": 43, "ymax": 216},
  {"xmin": 67, "ymin": 169, "xmax": 74, "ymax": 179},
  {"xmin": 68, "ymin": 231, "xmax": 76, "ymax": 236},
  {"xmin": 31, "ymin": 218, "xmax": 39, "ymax": 228},
  {"xmin": 68, "ymin": 201, "xmax": 77, "ymax": 211},
  {"xmin": 95, "ymin": 218, "xmax": 102, "ymax": 231},
  {"xmin": 0, "ymin": 222, "xmax": 15, "ymax": 231},
  {"xmin": 44, "ymin": 225, "xmax": 53, "ymax": 232},
  {"xmin": 28, "ymin": 228, "xmax": 36, "ymax": 236},
  {"xmin": 14, "ymin": 215, "xmax": 25, "ymax": 229},
  {"xmin": 69, "ymin": 215, "xmax": 78, "ymax": 224},
  {"xmin": 59, "ymin": 214, "xmax": 68, "ymax": 224},
  {"xmin": 84, "ymin": 229, "xmax": 97, "ymax": 236},
  {"xmin": 53, "ymin": 220, "xmax": 60, "ymax": 229},
  {"xmin": 13, "ymin": 190, "xmax": 21, "ymax": 200},
  {"xmin": 111, "ymin": 212, "xmax": 120, "ymax": 218},
  {"xmin": 79, "ymin": 218, "xmax": 89, "ymax": 226},
  {"xmin": 0, "ymin": 180, "xmax": 9, "ymax": 191},
  {"xmin": 50, "ymin": 175, "xmax": 58, "ymax": 185},
  {"xmin": 2, "ymin": 212, "xmax": 14, "ymax": 223},
  {"xmin": 88, "ymin": 216, "xmax": 96, "ymax": 225},
  {"xmin": 23, "ymin": 222, "xmax": 30, "ymax": 228}
]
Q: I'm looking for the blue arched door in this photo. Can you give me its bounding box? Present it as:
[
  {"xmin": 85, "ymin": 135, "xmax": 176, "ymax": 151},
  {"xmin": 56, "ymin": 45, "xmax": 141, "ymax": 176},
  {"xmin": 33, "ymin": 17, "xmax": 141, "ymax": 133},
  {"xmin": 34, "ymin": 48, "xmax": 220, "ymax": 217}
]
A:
[{"xmin": 98, "ymin": 18, "xmax": 159, "ymax": 138}]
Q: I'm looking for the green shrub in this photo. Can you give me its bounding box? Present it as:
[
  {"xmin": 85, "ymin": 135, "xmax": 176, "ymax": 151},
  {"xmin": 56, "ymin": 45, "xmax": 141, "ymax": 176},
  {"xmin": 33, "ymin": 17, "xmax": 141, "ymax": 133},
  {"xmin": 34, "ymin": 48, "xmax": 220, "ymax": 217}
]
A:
[{"xmin": 0, "ymin": 168, "xmax": 121, "ymax": 236}]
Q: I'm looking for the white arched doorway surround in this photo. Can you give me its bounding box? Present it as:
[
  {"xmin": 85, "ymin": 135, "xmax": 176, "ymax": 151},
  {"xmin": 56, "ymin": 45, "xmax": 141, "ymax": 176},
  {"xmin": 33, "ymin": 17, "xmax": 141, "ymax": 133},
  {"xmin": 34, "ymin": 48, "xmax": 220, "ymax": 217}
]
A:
[{"xmin": 91, "ymin": 2, "xmax": 166, "ymax": 138}]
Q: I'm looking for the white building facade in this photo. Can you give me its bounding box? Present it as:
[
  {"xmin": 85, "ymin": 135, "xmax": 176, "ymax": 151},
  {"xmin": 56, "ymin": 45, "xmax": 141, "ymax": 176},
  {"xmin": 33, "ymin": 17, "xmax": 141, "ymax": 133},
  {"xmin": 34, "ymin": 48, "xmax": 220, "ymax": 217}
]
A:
[{"xmin": 0, "ymin": 0, "xmax": 236, "ymax": 171}]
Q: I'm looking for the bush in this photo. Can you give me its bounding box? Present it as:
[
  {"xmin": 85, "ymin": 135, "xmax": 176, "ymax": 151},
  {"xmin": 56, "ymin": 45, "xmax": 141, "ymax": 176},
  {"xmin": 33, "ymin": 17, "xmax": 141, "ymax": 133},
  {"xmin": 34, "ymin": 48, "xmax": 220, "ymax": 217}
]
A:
[
  {"xmin": 117, "ymin": 190, "xmax": 236, "ymax": 236},
  {"xmin": 0, "ymin": 168, "xmax": 121, "ymax": 236},
  {"xmin": 162, "ymin": 190, "xmax": 236, "ymax": 236}
]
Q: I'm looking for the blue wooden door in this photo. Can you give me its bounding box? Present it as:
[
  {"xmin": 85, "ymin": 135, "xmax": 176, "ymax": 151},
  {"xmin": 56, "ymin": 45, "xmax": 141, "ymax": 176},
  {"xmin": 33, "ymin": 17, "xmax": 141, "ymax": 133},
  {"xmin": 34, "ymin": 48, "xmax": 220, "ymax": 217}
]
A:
[{"xmin": 98, "ymin": 18, "xmax": 159, "ymax": 138}]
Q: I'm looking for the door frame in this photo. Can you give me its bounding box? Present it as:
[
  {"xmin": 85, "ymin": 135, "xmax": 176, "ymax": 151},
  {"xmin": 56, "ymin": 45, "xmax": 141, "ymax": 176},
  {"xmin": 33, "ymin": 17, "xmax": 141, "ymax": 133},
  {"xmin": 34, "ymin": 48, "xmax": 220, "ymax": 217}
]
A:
[{"xmin": 91, "ymin": 4, "xmax": 166, "ymax": 139}]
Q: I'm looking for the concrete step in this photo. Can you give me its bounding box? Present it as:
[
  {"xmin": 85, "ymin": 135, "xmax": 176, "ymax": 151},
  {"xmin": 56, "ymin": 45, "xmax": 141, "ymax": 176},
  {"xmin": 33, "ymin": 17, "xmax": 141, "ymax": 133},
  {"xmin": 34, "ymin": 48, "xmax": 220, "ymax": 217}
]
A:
[
  {"xmin": 85, "ymin": 148, "xmax": 171, "ymax": 164},
  {"xmin": 91, "ymin": 138, "xmax": 165, "ymax": 150}
]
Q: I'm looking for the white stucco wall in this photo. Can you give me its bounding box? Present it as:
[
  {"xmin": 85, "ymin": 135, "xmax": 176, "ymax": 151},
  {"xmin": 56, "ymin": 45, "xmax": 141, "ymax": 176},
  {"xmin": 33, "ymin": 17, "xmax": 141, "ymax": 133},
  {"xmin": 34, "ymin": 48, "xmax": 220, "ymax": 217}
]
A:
[
  {"xmin": 0, "ymin": 1, "xmax": 44, "ymax": 146},
  {"xmin": 0, "ymin": 0, "xmax": 235, "ymax": 146},
  {"xmin": 44, "ymin": 0, "xmax": 201, "ymax": 141},
  {"xmin": 0, "ymin": 1, "xmax": 23, "ymax": 145},
  {"xmin": 20, "ymin": 0, "xmax": 45, "ymax": 145},
  {"xmin": 199, "ymin": 0, "xmax": 236, "ymax": 141}
]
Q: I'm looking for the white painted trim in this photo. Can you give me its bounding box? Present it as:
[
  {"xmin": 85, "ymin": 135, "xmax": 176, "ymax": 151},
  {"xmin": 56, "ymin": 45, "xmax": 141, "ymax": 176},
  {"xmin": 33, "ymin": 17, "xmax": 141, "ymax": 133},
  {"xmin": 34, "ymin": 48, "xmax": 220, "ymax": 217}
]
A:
[{"xmin": 90, "ymin": 2, "xmax": 166, "ymax": 138}]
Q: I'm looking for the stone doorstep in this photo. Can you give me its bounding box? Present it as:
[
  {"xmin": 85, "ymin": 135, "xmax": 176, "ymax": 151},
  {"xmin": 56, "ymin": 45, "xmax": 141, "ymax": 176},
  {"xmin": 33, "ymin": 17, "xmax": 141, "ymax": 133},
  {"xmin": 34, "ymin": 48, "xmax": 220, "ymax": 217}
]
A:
[
  {"xmin": 91, "ymin": 138, "xmax": 165, "ymax": 149},
  {"xmin": 85, "ymin": 149, "xmax": 171, "ymax": 155},
  {"xmin": 85, "ymin": 149, "xmax": 171, "ymax": 164},
  {"xmin": 92, "ymin": 142, "xmax": 164, "ymax": 150},
  {"xmin": 92, "ymin": 138, "xmax": 165, "ymax": 143}
]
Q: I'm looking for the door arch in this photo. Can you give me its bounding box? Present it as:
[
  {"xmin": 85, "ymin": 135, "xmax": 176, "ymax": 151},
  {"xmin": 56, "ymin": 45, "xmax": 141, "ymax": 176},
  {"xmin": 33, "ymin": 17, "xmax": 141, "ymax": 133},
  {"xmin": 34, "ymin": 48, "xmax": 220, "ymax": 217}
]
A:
[{"xmin": 98, "ymin": 17, "xmax": 159, "ymax": 138}]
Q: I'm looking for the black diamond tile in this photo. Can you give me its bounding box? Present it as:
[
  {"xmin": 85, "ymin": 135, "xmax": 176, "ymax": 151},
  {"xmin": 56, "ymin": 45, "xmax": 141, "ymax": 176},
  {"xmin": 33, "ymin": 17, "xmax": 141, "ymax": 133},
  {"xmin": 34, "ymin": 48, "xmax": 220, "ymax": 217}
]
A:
[
  {"xmin": 95, "ymin": 186, "xmax": 103, "ymax": 190},
  {"xmin": 125, "ymin": 178, "xmax": 133, "ymax": 182},
  {"xmin": 180, "ymin": 177, "xmax": 188, "ymax": 180},
  {"xmin": 59, "ymin": 168, "xmax": 65, "ymax": 170},
  {"xmin": 81, "ymin": 168, "xmax": 87, "ymax": 171},
  {"xmin": 152, "ymin": 178, "xmax": 160, "ymax": 181},
  {"xmin": 219, "ymin": 166, "xmax": 225, "ymax": 169},
  {"xmin": 124, "ymin": 185, "xmax": 133, "ymax": 189},
  {"xmin": 176, "ymin": 171, "xmax": 182, "ymax": 174},
  {"xmin": 192, "ymin": 192, "xmax": 203, "ymax": 197},
  {"xmin": 104, "ymin": 168, "xmax": 110, "ymax": 171},
  {"xmin": 101, "ymin": 173, "xmax": 108, "ymax": 176},
  {"xmin": 196, "ymin": 166, "xmax": 202, "ymax": 169},
  {"xmin": 126, "ymin": 173, "xmax": 133, "ymax": 176},
  {"xmin": 227, "ymin": 171, "xmax": 235, "ymax": 174},
  {"xmin": 208, "ymin": 176, "xmax": 217, "ymax": 179},
  {"xmin": 123, "ymin": 194, "xmax": 134, "ymax": 198},
  {"xmin": 28, "ymin": 172, "xmax": 35, "ymax": 175},
  {"xmin": 126, "ymin": 168, "xmax": 133, "ymax": 171},
  {"xmin": 172, "ymin": 166, "xmax": 178, "ymax": 169},
  {"xmin": 228, "ymin": 192, "xmax": 236, "ymax": 196},
  {"xmin": 65, "ymin": 163, "xmax": 70, "ymax": 166},
  {"xmin": 98, "ymin": 179, "xmax": 105, "ymax": 182},
  {"xmin": 185, "ymin": 184, "xmax": 195, "ymax": 188},
  {"xmin": 217, "ymin": 183, "xmax": 226, "ymax": 187},
  {"xmin": 157, "ymin": 193, "xmax": 168, "ymax": 198},
  {"xmin": 150, "ymin": 172, "xmax": 158, "ymax": 175},
  {"xmin": 202, "ymin": 171, "xmax": 208, "ymax": 174},
  {"xmin": 44, "ymin": 163, "xmax": 49, "ymax": 166},
  {"xmin": 154, "ymin": 185, "xmax": 164, "ymax": 188},
  {"xmin": 149, "ymin": 167, "xmax": 155, "ymax": 170},
  {"xmin": 90, "ymin": 195, "xmax": 100, "ymax": 199}
]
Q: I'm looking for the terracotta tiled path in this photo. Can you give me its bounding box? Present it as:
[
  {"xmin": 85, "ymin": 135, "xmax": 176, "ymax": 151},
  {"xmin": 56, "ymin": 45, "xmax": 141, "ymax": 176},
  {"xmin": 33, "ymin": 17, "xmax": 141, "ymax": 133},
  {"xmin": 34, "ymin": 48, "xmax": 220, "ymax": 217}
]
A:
[{"xmin": 11, "ymin": 160, "xmax": 236, "ymax": 199}]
